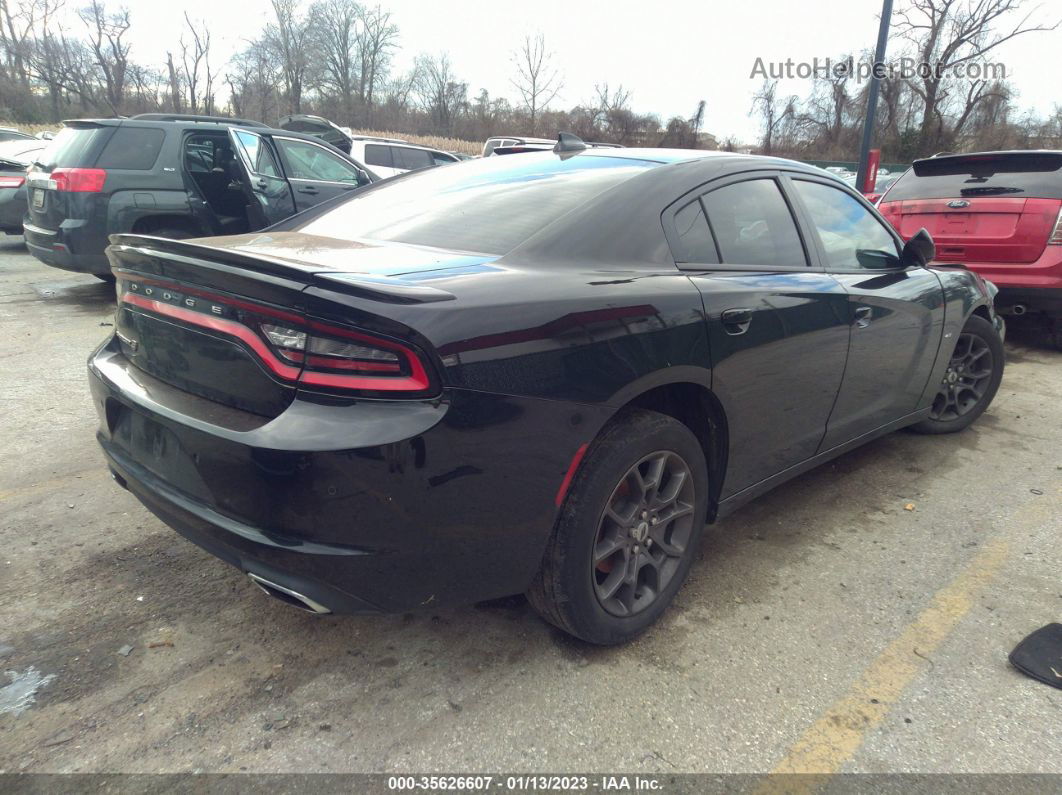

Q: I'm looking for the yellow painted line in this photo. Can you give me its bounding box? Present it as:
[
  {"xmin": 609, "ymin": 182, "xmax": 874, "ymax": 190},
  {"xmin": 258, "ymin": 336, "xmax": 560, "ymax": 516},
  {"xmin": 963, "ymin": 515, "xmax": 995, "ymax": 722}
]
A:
[{"xmin": 768, "ymin": 538, "xmax": 1009, "ymax": 780}]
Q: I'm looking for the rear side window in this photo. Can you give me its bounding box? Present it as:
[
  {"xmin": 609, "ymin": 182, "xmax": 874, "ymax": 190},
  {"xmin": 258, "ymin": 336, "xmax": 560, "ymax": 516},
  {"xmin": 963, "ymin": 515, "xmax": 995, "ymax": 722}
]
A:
[
  {"xmin": 364, "ymin": 144, "xmax": 392, "ymax": 168},
  {"xmin": 671, "ymin": 199, "xmax": 718, "ymax": 264},
  {"xmin": 886, "ymin": 153, "xmax": 1062, "ymax": 201},
  {"xmin": 233, "ymin": 130, "xmax": 281, "ymax": 178},
  {"xmin": 96, "ymin": 127, "xmax": 165, "ymax": 170},
  {"xmin": 393, "ymin": 147, "xmax": 433, "ymax": 170},
  {"xmin": 701, "ymin": 179, "xmax": 807, "ymax": 268},
  {"xmin": 40, "ymin": 126, "xmax": 113, "ymax": 169}
]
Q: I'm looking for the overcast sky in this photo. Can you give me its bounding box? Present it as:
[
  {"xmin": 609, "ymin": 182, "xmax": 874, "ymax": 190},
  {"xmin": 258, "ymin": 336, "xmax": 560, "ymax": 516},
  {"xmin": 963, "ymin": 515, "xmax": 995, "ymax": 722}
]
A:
[{"xmin": 118, "ymin": 0, "xmax": 1060, "ymax": 141}]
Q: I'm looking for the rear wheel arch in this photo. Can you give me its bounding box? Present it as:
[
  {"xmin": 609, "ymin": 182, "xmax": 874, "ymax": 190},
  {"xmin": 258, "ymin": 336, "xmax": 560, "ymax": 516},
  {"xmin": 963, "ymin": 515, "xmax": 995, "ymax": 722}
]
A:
[
  {"xmin": 130, "ymin": 214, "xmax": 198, "ymax": 237},
  {"xmin": 606, "ymin": 380, "xmax": 728, "ymax": 522}
]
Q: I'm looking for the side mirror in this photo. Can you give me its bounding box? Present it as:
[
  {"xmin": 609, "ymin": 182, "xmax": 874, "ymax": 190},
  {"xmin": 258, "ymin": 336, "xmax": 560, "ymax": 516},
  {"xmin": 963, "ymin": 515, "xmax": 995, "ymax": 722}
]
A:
[{"xmin": 901, "ymin": 228, "xmax": 935, "ymax": 267}]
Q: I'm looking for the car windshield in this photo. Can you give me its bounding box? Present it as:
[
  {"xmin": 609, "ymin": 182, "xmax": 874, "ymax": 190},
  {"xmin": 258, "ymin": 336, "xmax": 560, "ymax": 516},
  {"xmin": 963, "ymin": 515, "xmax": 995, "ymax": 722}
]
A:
[{"xmin": 297, "ymin": 153, "xmax": 655, "ymax": 255}]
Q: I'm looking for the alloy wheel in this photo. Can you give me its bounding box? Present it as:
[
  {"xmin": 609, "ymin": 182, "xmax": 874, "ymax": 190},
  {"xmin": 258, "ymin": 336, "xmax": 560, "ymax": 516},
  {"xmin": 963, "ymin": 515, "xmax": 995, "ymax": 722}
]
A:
[
  {"xmin": 591, "ymin": 450, "xmax": 697, "ymax": 617},
  {"xmin": 930, "ymin": 331, "xmax": 995, "ymax": 421}
]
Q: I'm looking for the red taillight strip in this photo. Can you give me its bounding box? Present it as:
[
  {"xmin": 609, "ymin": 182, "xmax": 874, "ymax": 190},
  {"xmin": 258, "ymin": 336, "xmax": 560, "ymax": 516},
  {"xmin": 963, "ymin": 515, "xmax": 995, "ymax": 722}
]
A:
[
  {"xmin": 555, "ymin": 443, "xmax": 589, "ymax": 508},
  {"xmin": 122, "ymin": 292, "xmax": 301, "ymax": 380},
  {"xmin": 122, "ymin": 291, "xmax": 431, "ymax": 393}
]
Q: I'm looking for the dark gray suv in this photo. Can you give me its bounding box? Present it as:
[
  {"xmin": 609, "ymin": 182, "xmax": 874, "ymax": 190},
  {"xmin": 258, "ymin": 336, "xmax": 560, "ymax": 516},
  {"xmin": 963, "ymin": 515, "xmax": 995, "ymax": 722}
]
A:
[{"xmin": 24, "ymin": 113, "xmax": 377, "ymax": 276}]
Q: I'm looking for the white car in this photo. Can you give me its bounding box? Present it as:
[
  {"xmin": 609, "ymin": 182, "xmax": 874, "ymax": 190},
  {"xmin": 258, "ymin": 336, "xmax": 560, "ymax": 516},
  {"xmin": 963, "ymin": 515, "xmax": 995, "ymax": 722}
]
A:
[{"xmin": 277, "ymin": 115, "xmax": 459, "ymax": 178}]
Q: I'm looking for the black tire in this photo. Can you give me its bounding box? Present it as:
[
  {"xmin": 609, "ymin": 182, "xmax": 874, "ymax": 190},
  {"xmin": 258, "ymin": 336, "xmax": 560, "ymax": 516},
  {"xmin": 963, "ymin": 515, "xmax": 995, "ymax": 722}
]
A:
[
  {"xmin": 911, "ymin": 314, "xmax": 1004, "ymax": 434},
  {"xmin": 527, "ymin": 409, "xmax": 709, "ymax": 645}
]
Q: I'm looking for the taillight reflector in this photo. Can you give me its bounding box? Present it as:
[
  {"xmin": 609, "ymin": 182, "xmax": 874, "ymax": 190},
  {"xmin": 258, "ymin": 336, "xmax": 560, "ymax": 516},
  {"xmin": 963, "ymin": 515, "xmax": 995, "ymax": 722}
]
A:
[
  {"xmin": 51, "ymin": 167, "xmax": 107, "ymax": 192},
  {"xmin": 0, "ymin": 175, "xmax": 25, "ymax": 188}
]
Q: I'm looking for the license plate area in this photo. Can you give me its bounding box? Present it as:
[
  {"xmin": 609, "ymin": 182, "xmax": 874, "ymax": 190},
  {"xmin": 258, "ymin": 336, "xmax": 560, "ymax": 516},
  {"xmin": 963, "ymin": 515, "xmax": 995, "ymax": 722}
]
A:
[
  {"xmin": 31, "ymin": 188, "xmax": 44, "ymax": 209},
  {"xmin": 110, "ymin": 406, "xmax": 211, "ymax": 501}
]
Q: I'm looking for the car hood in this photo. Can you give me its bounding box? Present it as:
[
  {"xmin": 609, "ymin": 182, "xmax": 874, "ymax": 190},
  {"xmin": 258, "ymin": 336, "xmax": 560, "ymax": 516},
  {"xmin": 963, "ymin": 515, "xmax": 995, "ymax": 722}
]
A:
[{"xmin": 198, "ymin": 231, "xmax": 500, "ymax": 282}]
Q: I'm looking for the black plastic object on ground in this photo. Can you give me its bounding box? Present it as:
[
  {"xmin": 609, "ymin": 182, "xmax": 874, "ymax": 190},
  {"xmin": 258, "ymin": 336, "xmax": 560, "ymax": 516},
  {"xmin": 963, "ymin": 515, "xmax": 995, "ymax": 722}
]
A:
[{"xmin": 1009, "ymin": 623, "xmax": 1062, "ymax": 689}]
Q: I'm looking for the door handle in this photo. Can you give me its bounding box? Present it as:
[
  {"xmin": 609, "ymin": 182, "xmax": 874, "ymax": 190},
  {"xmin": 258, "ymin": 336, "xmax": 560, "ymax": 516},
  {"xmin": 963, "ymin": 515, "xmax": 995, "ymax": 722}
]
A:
[
  {"xmin": 854, "ymin": 305, "xmax": 873, "ymax": 328},
  {"xmin": 253, "ymin": 179, "xmax": 267, "ymax": 190},
  {"xmin": 297, "ymin": 186, "xmax": 320, "ymax": 195},
  {"xmin": 721, "ymin": 307, "xmax": 753, "ymax": 335}
]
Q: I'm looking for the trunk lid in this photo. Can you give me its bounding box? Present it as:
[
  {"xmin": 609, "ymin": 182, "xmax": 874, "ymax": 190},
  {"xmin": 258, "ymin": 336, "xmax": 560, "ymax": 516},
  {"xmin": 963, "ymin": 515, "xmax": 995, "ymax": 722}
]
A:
[
  {"xmin": 106, "ymin": 232, "xmax": 467, "ymax": 417},
  {"xmin": 878, "ymin": 151, "xmax": 1062, "ymax": 264}
]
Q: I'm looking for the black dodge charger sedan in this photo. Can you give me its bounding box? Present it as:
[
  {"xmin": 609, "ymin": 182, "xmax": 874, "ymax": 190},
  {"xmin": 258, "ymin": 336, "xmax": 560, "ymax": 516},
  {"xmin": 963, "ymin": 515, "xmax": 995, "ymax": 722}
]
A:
[{"xmin": 89, "ymin": 138, "xmax": 1004, "ymax": 644}]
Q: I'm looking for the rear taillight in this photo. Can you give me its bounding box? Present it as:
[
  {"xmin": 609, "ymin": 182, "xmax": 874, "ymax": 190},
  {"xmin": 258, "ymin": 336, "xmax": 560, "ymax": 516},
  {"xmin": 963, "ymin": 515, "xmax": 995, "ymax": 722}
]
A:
[
  {"xmin": 0, "ymin": 175, "xmax": 25, "ymax": 188},
  {"xmin": 1049, "ymin": 208, "xmax": 1062, "ymax": 245},
  {"xmin": 118, "ymin": 277, "xmax": 435, "ymax": 397},
  {"xmin": 51, "ymin": 167, "xmax": 107, "ymax": 192},
  {"xmin": 260, "ymin": 320, "xmax": 429, "ymax": 392}
]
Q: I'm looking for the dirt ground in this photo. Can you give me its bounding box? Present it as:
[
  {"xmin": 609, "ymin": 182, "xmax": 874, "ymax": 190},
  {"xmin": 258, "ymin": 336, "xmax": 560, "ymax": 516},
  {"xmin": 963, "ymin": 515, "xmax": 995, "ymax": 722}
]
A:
[{"xmin": 1, "ymin": 239, "xmax": 1060, "ymax": 776}]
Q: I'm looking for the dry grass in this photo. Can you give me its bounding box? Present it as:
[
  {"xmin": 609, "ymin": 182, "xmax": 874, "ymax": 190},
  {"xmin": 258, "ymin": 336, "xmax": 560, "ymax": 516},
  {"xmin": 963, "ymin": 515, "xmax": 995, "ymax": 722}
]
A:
[
  {"xmin": 0, "ymin": 120, "xmax": 58, "ymax": 134},
  {"xmin": 347, "ymin": 129, "xmax": 481, "ymax": 155}
]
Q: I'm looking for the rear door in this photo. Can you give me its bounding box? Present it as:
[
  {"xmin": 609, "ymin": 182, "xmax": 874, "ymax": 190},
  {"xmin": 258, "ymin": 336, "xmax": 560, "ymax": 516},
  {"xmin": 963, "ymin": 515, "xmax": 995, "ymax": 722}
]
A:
[
  {"xmin": 271, "ymin": 135, "xmax": 367, "ymax": 212},
  {"xmin": 227, "ymin": 128, "xmax": 295, "ymax": 227},
  {"xmin": 878, "ymin": 152, "xmax": 1062, "ymax": 264},
  {"xmin": 788, "ymin": 176, "xmax": 944, "ymax": 448},
  {"xmin": 670, "ymin": 173, "xmax": 851, "ymax": 498}
]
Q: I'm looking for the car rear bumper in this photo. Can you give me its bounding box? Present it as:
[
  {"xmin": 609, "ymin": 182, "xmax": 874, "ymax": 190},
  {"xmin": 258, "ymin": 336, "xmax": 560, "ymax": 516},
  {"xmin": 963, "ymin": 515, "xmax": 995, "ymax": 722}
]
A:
[
  {"xmin": 88, "ymin": 337, "xmax": 600, "ymax": 614},
  {"xmin": 23, "ymin": 220, "xmax": 110, "ymax": 274},
  {"xmin": 993, "ymin": 287, "xmax": 1062, "ymax": 315},
  {"xmin": 956, "ymin": 248, "xmax": 1062, "ymax": 294}
]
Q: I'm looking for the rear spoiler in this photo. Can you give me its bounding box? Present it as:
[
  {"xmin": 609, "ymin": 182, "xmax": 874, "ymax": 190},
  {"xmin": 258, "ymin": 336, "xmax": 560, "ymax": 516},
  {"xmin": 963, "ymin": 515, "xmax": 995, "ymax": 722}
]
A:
[
  {"xmin": 913, "ymin": 151, "xmax": 1062, "ymax": 178},
  {"xmin": 107, "ymin": 235, "xmax": 456, "ymax": 304}
]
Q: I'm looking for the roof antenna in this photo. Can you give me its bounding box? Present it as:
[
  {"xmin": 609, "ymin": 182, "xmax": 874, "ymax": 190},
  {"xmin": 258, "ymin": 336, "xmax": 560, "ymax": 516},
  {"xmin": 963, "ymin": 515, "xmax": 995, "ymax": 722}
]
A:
[{"xmin": 554, "ymin": 132, "xmax": 587, "ymax": 154}]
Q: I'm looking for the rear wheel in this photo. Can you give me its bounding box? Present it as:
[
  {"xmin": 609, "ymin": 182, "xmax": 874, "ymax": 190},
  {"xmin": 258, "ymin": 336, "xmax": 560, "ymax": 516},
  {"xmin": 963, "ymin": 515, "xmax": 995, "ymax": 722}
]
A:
[
  {"xmin": 527, "ymin": 410, "xmax": 708, "ymax": 645},
  {"xmin": 911, "ymin": 314, "xmax": 1003, "ymax": 434}
]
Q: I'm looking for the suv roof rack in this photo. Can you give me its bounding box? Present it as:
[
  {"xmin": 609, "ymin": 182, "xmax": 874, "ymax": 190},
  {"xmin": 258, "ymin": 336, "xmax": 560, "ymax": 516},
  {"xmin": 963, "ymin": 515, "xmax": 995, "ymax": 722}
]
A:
[{"xmin": 131, "ymin": 113, "xmax": 268, "ymax": 128}]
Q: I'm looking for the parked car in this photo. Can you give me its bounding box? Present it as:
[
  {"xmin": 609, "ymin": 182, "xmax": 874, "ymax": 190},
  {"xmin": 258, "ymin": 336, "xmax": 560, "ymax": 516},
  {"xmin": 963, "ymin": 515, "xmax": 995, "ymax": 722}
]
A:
[
  {"xmin": 0, "ymin": 139, "xmax": 47, "ymax": 235},
  {"xmin": 482, "ymin": 135, "xmax": 624, "ymax": 156},
  {"xmin": 278, "ymin": 114, "xmax": 460, "ymax": 177},
  {"xmin": 90, "ymin": 137, "xmax": 1004, "ymax": 645},
  {"xmin": 0, "ymin": 126, "xmax": 37, "ymax": 144},
  {"xmin": 878, "ymin": 150, "xmax": 1062, "ymax": 348},
  {"xmin": 24, "ymin": 113, "xmax": 377, "ymax": 277}
]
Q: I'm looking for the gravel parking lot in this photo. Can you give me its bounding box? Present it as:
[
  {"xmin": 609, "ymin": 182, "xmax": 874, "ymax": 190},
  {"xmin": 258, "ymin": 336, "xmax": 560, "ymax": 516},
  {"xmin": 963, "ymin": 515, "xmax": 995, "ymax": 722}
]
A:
[{"xmin": 1, "ymin": 237, "xmax": 1059, "ymax": 776}]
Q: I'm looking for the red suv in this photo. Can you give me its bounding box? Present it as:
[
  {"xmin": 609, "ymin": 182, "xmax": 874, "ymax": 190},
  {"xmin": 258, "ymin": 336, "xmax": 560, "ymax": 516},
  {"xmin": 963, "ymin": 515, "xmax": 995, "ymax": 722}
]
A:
[{"xmin": 878, "ymin": 151, "xmax": 1062, "ymax": 348}]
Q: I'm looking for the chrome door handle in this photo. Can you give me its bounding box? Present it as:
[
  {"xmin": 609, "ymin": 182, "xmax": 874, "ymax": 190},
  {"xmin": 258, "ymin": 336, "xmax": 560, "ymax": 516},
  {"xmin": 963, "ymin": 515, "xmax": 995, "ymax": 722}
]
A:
[{"xmin": 854, "ymin": 306, "xmax": 873, "ymax": 328}]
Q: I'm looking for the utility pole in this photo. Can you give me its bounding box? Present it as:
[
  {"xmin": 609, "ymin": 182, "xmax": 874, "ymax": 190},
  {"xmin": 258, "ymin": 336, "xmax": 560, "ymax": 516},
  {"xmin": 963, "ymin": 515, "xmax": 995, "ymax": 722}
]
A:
[{"xmin": 856, "ymin": 0, "xmax": 894, "ymax": 193}]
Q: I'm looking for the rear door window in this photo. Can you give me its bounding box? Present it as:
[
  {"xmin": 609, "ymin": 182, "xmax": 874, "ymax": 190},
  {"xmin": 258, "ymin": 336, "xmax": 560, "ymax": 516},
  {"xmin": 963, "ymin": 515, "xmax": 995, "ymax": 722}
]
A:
[
  {"xmin": 670, "ymin": 199, "xmax": 719, "ymax": 264},
  {"xmin": 364, "ymin": 144, "xmax": 393, "ymax": 168},
  {"xmin": 886, "ymin": 153, "xmax": 1062, "ymax": 201},
  {"xmin": 393, "ymin": 147, "xmax": 433, "ymax": 170},
  {"xmin": 275, "ymin": 138, "xmax": 362, "ymax": 184},
  {"xmin": 701, "ymin": 179, "xmax": 807, "ymax": 268},
  {"xmin": 96, "ymin": 127, "xmax": 165, "ymax": 170}
]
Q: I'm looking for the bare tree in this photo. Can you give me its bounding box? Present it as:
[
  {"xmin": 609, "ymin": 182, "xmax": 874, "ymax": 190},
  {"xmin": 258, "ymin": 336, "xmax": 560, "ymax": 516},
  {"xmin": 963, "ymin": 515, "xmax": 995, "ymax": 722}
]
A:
[
  {"xmin": 415, "ymin": 53, "xmax": 466, "ymax": 134},
  {"xmin": 750, "ymin": 80, "xmax": 796, "ymax": 155},
  {"xmin": 78, "ymin": 0, "xmax": 131, "ymax": 115},
  {"xmin": 180, "ymin": 12, "xmax": 213, "ymax": 114},
  {"xmin": 895, "ymin": 0, "xmax": 1060, "ymax": 152},
  {"xmin": 309, "ymin": 0, "xmax": 361, "ymax": 122},
  {"xmin": 510, "ymin": 33, "xmax": 562, "ymax": 135},
  {"xmin": 164, "ymin": 50, "xmax": 181, "ymax": 112},
  {"xmin": 267, "ymin": 0, "xmax": 311, "ymax": 114},
  {"xmin": 357, "ymin": 4, "xmax": 398, "ymax": 125}
]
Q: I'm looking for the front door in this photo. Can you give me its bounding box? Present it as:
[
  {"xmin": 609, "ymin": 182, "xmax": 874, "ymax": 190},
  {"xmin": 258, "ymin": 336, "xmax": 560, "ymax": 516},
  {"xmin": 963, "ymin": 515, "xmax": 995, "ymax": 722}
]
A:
[
  {"xmin": 670, "ymin": 174, "xmax": 851, "ymax": 498},
  {"xmin": 227, "ymin": 128, "xmax": 295, "ymax": 228},
  {"xmin": 786, "ymin": 177, "xmax": 944, "ymax": 449}
]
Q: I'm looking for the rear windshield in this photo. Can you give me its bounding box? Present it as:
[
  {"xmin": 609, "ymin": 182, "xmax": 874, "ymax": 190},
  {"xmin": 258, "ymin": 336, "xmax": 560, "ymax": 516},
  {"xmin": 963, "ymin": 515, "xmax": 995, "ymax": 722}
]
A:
[
  {"xmin": 297, "ymin": 154, "xmax": 655, "ymax": 255},
  {"xmin": 40, "ymin": 125, "xmax": 114, "ymax": 169},
  {"xmin": 885, "ymin": 152, "xmax": 1062, "ymax": 201}
]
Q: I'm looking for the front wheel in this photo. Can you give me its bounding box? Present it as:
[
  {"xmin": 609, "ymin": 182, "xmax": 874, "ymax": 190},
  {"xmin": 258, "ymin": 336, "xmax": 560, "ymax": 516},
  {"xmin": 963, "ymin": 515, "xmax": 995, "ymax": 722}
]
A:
[
  {"xmin": 527, "ymin": 409, "xmax": 709, "ymax": 645},
  {"xmin": 911, "ymin": 314, "xmax": 1004, "ymax": 434}
]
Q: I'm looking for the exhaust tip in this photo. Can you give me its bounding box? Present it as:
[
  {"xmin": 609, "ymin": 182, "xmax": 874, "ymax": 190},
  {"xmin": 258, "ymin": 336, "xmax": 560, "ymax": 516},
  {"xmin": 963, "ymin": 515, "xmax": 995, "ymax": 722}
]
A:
[
  {"xmin": 247, "ymin": 573, "xmax": 332, "ymax": 614},
  {"xmin": 1011, "ymin": 304, "xmax": 1027, "ymax": 316}
]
